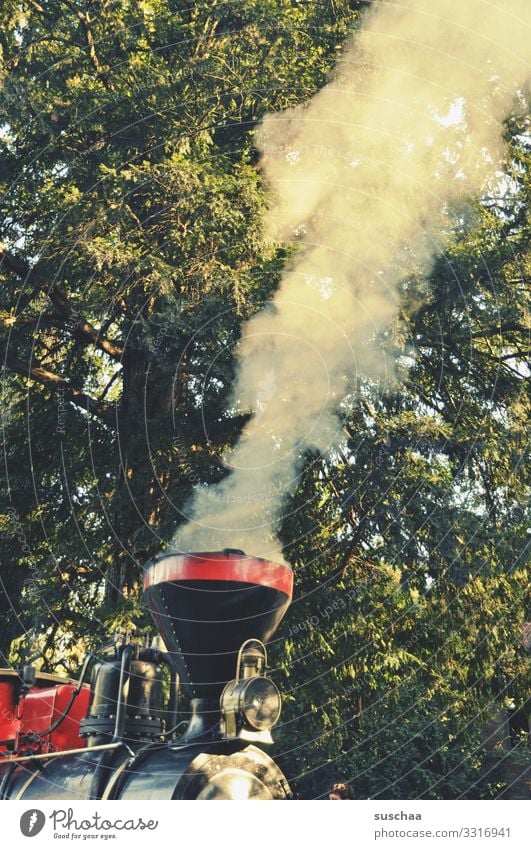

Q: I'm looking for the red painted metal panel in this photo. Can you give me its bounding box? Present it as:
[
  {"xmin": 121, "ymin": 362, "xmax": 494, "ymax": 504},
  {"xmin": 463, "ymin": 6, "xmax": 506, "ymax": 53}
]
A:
[
  {"xmin": 23, "ymin": 685, "xmax": 90, "ymax": 753},
  {"xmin": 0, "ymin": 675, "xmax": 90, "ymax": 756}
]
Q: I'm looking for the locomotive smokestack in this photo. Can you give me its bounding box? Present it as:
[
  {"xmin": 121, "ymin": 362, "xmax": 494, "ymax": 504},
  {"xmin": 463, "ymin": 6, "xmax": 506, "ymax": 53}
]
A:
[
  {"xmin": 0, "ymin": 553, "xmax": 294, "ymax": 799},
  {"xmin": 143, "ymin": 550, "xmax": 293, "ymax": 708}
]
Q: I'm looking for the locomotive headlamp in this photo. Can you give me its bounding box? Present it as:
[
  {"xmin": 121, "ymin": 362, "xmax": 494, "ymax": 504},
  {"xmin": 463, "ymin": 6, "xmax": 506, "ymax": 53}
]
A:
[{"xmin": 220, "ymin": 640, "xmax": 281, "ymax": 741}]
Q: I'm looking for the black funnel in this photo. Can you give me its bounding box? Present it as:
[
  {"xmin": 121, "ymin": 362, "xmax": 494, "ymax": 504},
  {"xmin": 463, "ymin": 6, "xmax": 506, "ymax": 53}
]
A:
[{"xmin": 143, "ymin": 550, "xmax": 293, "ymax": 701}]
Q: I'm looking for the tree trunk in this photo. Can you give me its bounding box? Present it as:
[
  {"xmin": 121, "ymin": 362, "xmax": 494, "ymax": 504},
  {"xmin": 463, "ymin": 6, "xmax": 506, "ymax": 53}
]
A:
[{"xmin": 104, "ymin": 347, "xmax": 178, "ymax": 607}]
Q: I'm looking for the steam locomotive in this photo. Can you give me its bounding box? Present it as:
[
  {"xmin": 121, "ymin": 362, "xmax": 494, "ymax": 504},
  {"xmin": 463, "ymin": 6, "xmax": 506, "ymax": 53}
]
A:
[{"xmin": 0, "ymin": 550, "xmax": 293, "ymax": 800}]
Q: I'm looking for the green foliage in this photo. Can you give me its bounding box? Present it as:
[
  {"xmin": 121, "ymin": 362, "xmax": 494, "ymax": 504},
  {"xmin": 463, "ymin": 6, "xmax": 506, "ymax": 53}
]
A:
[
  {"xmin": 272, "ymin": 122, "xmax": 530, "ymax": 797},
  {"xmin": 0, "ymin": 1, "xmax": 529, "ymax": 799},
  {"xmin": 0, "ymin": 0, "xmax": 364, "ymax": 644}
]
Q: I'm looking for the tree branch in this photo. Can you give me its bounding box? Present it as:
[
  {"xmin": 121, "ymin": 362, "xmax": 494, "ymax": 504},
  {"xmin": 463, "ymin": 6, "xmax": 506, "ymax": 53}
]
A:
[
  {"xmin": 24, "ymin": 0, "xmax": 47, "ymax": 13},
  {"xmin": 99, "ymin": 367, "xmax": 122, "ymax": 402},
  {"xmin": 77, "ymin": 9, "xmax": 111, "ymax": 89},
  {"xmin": 0, "ymin": 248, "xmax": 124, "ymax": 360}
]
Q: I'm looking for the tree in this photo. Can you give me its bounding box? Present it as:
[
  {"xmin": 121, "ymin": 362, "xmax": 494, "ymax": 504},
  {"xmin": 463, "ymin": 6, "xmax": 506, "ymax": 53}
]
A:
[
  {"xmin": 0, "ymin": 0, "xmax": 365, "ymax": 660},
  {"xmin": 272, "ymin": 125, "xmax": 530, "ymax": 797}
]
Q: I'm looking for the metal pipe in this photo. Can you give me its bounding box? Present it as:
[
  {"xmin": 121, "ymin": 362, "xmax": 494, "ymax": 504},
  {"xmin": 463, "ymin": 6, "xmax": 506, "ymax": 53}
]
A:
[
  {"xmin": 82, "ymin": 646, "xmax": 134, "ymax": 801},
  {"xmin": 165, "ymin": 667, "xmax": 180, "ymax": 740},
  {"xmin": 1, "ymin": 741, "xmax": 131, "ymax": 764},
  {"xmin": 0, "ymin": 763, "xmax": 17, "ymax": 799}
]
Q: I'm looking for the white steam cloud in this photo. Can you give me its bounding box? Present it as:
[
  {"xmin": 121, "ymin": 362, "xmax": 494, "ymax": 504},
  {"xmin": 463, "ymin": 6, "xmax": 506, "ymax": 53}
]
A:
[{"xmin": 173, "ymin": 0, "xmax": 530, "ymax": 562}]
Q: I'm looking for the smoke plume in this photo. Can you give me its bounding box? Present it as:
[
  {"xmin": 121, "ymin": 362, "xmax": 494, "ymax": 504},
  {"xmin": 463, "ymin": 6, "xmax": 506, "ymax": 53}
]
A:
[{"xmin": 173, "ymin": 0, "xmax": 530, "ymax": 562}]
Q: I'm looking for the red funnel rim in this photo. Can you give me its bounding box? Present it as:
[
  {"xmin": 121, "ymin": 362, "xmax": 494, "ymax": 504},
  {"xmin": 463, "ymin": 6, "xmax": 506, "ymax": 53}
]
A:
[{"xmin": 144, "ymin": 551, "xmax": 293, "ymax": 599}]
